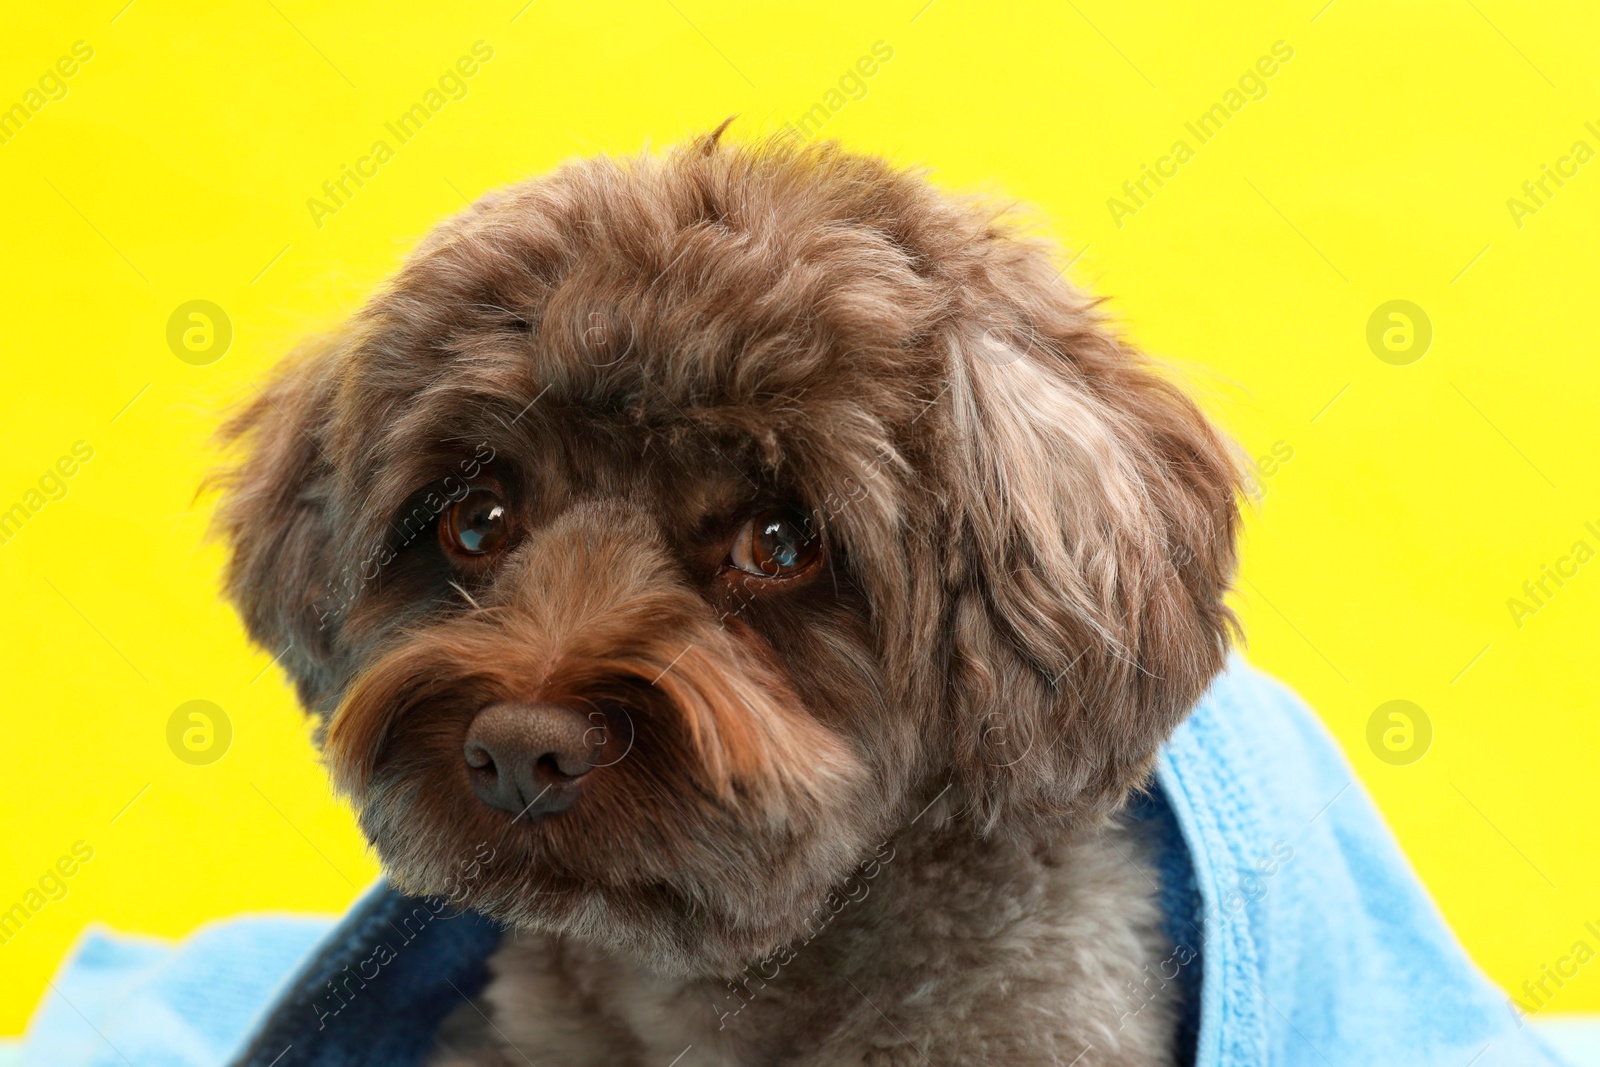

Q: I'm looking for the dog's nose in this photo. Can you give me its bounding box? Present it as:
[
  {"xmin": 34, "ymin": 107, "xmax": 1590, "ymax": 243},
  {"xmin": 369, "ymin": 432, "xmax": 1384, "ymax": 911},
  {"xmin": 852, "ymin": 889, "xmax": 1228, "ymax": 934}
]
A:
[{"xmin": 463, "ymin": 702, "xmax": 601, "ymax": 816}]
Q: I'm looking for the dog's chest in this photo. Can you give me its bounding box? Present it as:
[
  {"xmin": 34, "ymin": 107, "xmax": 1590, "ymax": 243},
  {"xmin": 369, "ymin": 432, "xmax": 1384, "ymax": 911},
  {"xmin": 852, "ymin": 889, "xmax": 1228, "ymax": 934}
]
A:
[{"xmin": 428, "ymin": 824, "xmax": 1180, "ymax": 1067}]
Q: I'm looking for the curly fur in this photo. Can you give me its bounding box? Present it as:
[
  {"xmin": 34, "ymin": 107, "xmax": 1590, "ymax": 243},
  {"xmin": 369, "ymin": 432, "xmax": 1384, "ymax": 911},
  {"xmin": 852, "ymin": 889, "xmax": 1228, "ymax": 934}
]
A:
[{"xmin": 214, "ymin": 126, "xmax": 1241, "ymax": 1065}]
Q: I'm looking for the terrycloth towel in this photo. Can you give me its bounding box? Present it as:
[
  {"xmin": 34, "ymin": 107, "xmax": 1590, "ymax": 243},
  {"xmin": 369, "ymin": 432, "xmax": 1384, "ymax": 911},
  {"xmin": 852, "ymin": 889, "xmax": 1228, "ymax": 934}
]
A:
[
  {"xmin": 1155, "ymin": 659, "xmax": 1563, "ymax": 1066},
  {"xmin": 15, "ymin": 918, "xmax": 329, "ymax": 1067},
  {"xmin": 15, "ymin": 657, "xmax": 1571, "ymax": 1065}
]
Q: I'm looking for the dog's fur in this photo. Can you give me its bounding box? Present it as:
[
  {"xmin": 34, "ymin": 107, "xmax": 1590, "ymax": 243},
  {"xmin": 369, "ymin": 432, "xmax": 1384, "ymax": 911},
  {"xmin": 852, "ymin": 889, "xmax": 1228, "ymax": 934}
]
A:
[{"xmin": 216, "ymin": 128, "xmax": 1241, "ymax": 1065}]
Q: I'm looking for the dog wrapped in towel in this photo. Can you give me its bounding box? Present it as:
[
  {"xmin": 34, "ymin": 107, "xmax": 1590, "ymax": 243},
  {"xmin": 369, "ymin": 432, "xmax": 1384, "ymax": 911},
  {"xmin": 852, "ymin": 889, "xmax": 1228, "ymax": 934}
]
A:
[{"xmin": 16, "ymin": 130, "xmax": 1568, "ymax": 1067}]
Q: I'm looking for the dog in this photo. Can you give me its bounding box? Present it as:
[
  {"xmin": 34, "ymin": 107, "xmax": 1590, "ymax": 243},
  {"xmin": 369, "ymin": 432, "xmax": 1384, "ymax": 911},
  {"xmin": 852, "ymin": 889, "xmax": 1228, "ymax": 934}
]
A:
[{"xmin": 216, "ymin": 125, "xmax": 1240, "ymax": 1066}]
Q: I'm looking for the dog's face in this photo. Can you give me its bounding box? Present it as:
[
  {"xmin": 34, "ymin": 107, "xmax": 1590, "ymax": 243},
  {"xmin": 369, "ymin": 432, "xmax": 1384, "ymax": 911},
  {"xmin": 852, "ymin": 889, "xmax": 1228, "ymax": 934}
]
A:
[{"xmin": 217, "ymin": 132, "xmax": 1239, "ymax": 976}]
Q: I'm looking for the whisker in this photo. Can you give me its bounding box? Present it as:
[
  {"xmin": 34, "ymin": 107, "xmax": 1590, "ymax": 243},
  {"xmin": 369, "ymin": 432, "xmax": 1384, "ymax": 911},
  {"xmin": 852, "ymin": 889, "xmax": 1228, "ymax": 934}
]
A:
[{"xmin": 448, "ymin": 581, "xmax": 482, "ymax": 611}]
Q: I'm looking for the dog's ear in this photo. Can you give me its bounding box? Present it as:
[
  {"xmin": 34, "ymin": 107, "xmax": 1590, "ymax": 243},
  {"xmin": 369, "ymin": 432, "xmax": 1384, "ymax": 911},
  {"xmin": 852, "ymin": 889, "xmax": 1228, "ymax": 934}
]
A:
[
  {"xmin": 213, "ymin": 335, "xmax": 346, "ymax": 713},
  {"xmin": 941, "ymin": 264, "xmax": 1241, "ymax": 830}
]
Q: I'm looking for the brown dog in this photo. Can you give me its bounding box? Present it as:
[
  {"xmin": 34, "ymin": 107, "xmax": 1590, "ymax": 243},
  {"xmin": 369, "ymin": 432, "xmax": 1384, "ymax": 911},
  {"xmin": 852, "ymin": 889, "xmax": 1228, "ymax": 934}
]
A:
[{"xmin": 217, "ymin": 126, "xmax": 1240, "ymax": 1065}]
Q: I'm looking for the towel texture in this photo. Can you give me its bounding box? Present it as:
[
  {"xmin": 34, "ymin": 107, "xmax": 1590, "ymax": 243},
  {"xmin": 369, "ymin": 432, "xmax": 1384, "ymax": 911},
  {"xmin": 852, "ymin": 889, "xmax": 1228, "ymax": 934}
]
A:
[
  {"xmin": 1155, "ymin": 658, "xmax": 1562, "ymax": 1066},
  {"xmin": 17, "ymin": 919, "xmax": 329, "ymax": 1067}
]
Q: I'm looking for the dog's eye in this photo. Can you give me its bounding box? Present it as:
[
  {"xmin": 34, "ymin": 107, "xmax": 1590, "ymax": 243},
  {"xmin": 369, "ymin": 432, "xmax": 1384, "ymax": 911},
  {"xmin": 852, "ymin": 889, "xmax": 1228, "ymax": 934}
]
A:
[
  {"xmin": 441, "ymin": 489, "xmax": 511, "ymax": 558},
  {"xmin": 728, "ymin": 506, "xmax": 821, "ymax": 579}
]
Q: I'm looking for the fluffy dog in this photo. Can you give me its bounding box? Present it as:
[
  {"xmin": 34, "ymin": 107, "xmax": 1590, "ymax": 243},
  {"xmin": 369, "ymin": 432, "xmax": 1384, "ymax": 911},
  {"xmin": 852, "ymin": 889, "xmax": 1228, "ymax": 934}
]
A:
[{"xmin": 217, "ymin": 126, "xmax": 1240, "ymax": 1066}]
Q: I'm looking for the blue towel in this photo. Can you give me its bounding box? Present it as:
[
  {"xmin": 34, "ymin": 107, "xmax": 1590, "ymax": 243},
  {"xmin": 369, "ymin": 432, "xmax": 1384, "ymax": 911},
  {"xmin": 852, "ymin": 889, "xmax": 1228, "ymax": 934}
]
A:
[
  {"xmin": 16, "ymin": 919, "xmax": 330, "ymax": 1067},
  {"xmin": 17, "ymin": 657, "xmax": 1570, "ymax": 1065},
  {"xmin": 1156, "ymin": 658, "xmax": 1563, "ymax": 1066}
]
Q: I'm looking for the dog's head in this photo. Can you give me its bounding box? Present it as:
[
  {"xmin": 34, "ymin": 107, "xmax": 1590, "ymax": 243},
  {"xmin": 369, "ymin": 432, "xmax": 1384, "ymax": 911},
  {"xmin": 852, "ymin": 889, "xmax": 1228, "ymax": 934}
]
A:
[{"xmin": 216, "ymin": 130, "xmax": 1240, "ymax": 975}]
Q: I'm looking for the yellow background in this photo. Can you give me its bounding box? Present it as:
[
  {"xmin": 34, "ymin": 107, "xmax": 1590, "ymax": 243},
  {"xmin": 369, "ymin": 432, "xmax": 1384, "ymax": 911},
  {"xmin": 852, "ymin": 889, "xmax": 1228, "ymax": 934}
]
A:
[{"xmin": 2, "ymin": 0, "xmax": 1596, "ymax": 1032}]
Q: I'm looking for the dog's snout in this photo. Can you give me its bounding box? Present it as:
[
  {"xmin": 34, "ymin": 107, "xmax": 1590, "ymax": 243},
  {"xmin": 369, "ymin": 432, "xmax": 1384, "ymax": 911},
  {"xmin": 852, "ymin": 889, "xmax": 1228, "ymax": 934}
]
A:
[{"xmin": 463, "ymin": 702, "xmax": 601, "ymax": 816}]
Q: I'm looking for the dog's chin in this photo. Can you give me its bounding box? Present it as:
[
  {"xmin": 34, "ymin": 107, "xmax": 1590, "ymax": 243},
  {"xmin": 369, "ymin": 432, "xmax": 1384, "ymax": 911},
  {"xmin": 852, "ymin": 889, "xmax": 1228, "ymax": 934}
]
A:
[{"xmin": 361, "ymin": 791, "xmax": 885, "ymax": 978}]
